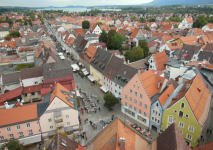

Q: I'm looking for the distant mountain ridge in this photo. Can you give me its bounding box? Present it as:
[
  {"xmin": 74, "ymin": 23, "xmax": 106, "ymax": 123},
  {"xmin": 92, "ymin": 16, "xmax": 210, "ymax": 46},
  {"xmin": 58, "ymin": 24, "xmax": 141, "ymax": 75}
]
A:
[{"xmin": 143, "ymin": 0, "xmax": 213, "ymax": 5}]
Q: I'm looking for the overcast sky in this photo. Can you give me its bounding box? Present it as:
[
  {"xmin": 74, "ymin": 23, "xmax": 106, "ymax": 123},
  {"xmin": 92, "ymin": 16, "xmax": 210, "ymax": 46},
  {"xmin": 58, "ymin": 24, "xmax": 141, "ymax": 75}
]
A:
[{"xmin": 0, "ymin": 0, "xmax": 153, "ymax": 7}]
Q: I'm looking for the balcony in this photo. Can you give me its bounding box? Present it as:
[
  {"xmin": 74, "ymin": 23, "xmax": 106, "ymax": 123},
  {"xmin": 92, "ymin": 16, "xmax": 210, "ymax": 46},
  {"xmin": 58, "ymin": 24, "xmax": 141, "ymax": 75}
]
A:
[
  {"xmin": 56, "ymin": 122, "xmax": 64, "ymax": 128},
  {"xmin": 54, "ymin": 116, "xmax": 63, "ymax": 121}
]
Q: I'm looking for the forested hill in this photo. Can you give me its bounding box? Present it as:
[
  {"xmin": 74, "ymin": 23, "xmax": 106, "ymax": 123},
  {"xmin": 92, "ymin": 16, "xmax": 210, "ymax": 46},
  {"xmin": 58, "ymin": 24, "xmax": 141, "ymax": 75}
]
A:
[{"xmin": 144, "ymin": 0, "xmax": 213, "ymax": 6}]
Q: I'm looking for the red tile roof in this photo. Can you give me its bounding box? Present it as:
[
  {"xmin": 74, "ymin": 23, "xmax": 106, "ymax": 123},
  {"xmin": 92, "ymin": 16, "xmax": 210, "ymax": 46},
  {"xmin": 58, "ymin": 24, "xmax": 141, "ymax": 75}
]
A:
[
  {"xmin": 23, "ymin": 85, "xmax": 43, "ymax": 94},
  {"xmin": 130, "ymin": 28, "xmax": 139, "ymax": 38},
  {"xmin": 158, "ymin": 84, "xmax": 175, "ymax": 106},
  {"xmin": 186, "ymin": 17, "xmax": 193, "ymax": 23},
  {"xmin": 74, "ymin": 28, "xmax": 85, "ymax": 36},
  {"xmin": 148, "ymin": 41, "xmax": 158, "ymax": 47},
  {"xmin": 0, "ymin": 87, "xmax": 23, "ymax": 105},
  {"xmin": 84, "ymin": 45, "xmax": 98, "ymax": 62},
  {"xmin": 139, "ymin": 70, "xmax": 165, "ymax": 98},
  {"xmin": 152, "ymin": 51, "xmax": 169, "ymax": 70},
  {"xmin": 161, "ymin": 25, "xmax": 173, "ymax": 31},
  {"xmin": 0, "ymin": 103, "xmax": 38, "ymax": 126}
]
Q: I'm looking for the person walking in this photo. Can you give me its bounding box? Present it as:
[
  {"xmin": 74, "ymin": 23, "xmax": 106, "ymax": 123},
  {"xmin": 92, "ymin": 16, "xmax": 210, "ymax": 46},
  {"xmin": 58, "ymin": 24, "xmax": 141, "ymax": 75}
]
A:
[
  {"xmin": 84, "ymin": 119, "xmax": 86, "ymax": 123},
  {"xmin": 207, "ymin": 129, "xmax": 209, "ymax": 133},
  {"xmin": 85, "ymin": 136, "xmax": 87, "ymax": 140},
  {"xmin": 99, "ymin": 107, "xmax": 100, "ymax": 111},
  {"xmin": 210, "ymin": 130, "xmax": 212, "ymax": 135}
]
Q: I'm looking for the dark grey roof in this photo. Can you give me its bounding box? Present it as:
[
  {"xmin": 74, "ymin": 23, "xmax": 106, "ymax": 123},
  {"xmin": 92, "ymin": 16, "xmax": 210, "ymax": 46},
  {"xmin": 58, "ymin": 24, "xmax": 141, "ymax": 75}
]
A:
[
  {"xmin": 164, "ymin": 57, "xmax": 183, "ymax": 68},
  {"xmin": 21, "ymin": 66, "xmax": 43, "ymax": 79},
  {"xmin": 113, "ymin": 64, "xmax": 138, "ymax": 87},
  {"xmin": 81, "ymin": 34, "xmax": 98, "ymax": 38},
  {"xmin": 103, "ymin": 55, "xmax": 123, "ymax": 80},
  {"xmin": 198, "ymin": 51, "xmax": 213, "ymax": 65},
  {"xmin": 34, "ymin": 57, "xmax": 42, "ymax": 67},
  {"xmin": 72, "ymin": 35, "xmax": 88, "ymax": 54},
  {"xmin": 171, "ymin": 49, "xmax": 180, "ymax": 56},
  {"xmin": 2, "ymin": 72, "xmax": 21, "ymax": 85},
  {"xmin": 151, "ymin": 93, "xmax": 160, "ymax": 104},
  {"xmin": 177, "ymin": 44, "xmax": 201, "ymax": 61},
  {"xmin": 90, "ymin": 48, "xmax": 113, "ymax": 73},
  {"xmin": 203, "ymin": 43, "xmax": 213, "ymax": 52},
  {"xmin": 0, "ymin": 27, "xmax": 8, "ymax": 31},
  {"xmin": 37, "ymin": 102, "xmax": 49, "ymax": 118},
  {"xmin": 42, "ymin": 60, "xmax": 73, "ymax": 79}
]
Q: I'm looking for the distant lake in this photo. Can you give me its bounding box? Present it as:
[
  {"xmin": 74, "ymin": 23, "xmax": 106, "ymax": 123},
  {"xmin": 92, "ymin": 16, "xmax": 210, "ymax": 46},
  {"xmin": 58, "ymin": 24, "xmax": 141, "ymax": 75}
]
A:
[{"xmin": 35, "ymin": 7, "xmax": 121, "ymax": 12}]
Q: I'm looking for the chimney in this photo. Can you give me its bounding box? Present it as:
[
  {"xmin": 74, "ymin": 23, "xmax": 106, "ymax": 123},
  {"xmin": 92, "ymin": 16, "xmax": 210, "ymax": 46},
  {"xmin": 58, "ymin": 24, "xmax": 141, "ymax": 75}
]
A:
[
  {"xmin": 137, "ymin": 69, "xmax": 141, "ymax": 75},
  {"xmin": 4, "ymin": 102, "xmax": 9, "ymax": 109},
  {"xmin": 194, "ymin": 41, "xmax": 196, "ymax": 45},
  {"xmin": 203, "ymin": 59, "xmax": 206, "ymax": 65},
  {"xmin": 42, "ymin": 48, "xmax": 45, "ymax": 56},
  {"xmin": 127, "ymin": 60, "xmax": 130, "ymax": 64},
  {"xmin": 198, "ymin": 64, "xmax": 202, "ymax": 70},
  {"xmin": 208, "ymin": 57, "xmax": 210, "ymax": 62},
  {"xmin": 158, "ymin": 80, "xmax": 161, "ymax": 89},
  {"xmin": 4, "ymin": 147, "xmax": 8, "ymax": 150},
  {"xmin": 119, "ymin": 138, "xmax": 126, "ymax": 150},
  {"xmin": 186, "ymin": 83, "xmax": 191, "ymax": 90}
]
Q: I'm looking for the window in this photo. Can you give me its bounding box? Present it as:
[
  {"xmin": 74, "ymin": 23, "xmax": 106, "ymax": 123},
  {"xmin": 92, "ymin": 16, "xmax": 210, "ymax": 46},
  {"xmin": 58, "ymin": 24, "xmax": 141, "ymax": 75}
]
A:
[
  {"xmin": 7, "ymin": 127, "xmax": 11, "ymax": 132},
  {"xmin": 144, "ymin": 112, "xmax": 147, "ymax": 117},
  {"xmin": 156, "ymin": 103, "xmax": 158, "ymax": 106},
  {"xmin": 179, "ymin": 121, "xmax": 184, "ymax": 128},
  {"xmin": 140, "ymin": 94, "xmax": 143, "ymax": 99},
  {"xmin": 185, "ymin": 114, "xmax": 189, "ymax": 118},
  {"xmin": 139, "ymin": 109, "xmax": 141, "ymax": 114},
  {"xmin": 26, "ymin": 123, "xmax": 30, "ymax": 128},
  {"xmin": 134, "ymin": 92, "xmax": 137, "ymax": 96},
  {"xmin": 115, "ymin": 84, "xmax": 117, "ymax": 87},
  {"xmin": 119, "ymin": 86, "xmax": 121, "ymax": 89},
  {"xmin": 168, "ymin": 116, "xmax": 173, "ymax": 123},
  {"xmin": 144, "ymin": 104, "xmax": 147, "ymax": 109},
  {"xmin": 129, "ymin": 97, "xmax": 132, "ymax": 101},
  {"xmin": 139, "ymin": 102, "xmax": 142, "ymax": 106},
  {"xmin": 159, "ymin": 113, "xmax": 161, "ymax": 117},
  {"xmin": 115, "ymin": 90, "xmax": 117, "ymax": 93},
  {"xmin": 125, "ymin": 95, "xmax": 128, "ymax": 99},
  {"xmin": 158, "ymin": 120, "xmax": 160, "ymax": 123},
  {"xmin": 66, "ymin": 115, "xmax": 69, "ymax": 119},
  {"xmin": 48, "ymin": 119, "xmax": 52, "ymax": 122},
  {"xmin": 67, "ymin": 122, "xmax": 70, "ymax": 126},
  {"xmin": 181, "ymin": 103, "xmax": 185, "ymax": 108},
  {"xmin": 152, "ymin": 117, "xmax": 154, "ymax": 120},
  {"xmin": 19, "ymin": 132, "xmax": 24, "ymax": 137},
  {"xmin": 137, "ymin": 86, "xmax": 139, "ymax": 90},
  {"xmin": 134, "ymin": 107, "xmax": 136, "ymax": 111},
  {"xmin": 134, "ymin": 99, "xmax": 137, "ymax": 104},
  {"xmin": 179, "ymin": 111, "xmax": 183, "ymax": 118},
  {"xmin": 29, "ymin": 130, "xmax": 33, "ymax": 135},
  {"xmin": 25, "ymin": 94, "xmax": 28, "ymax": 97},
  {"xmin": 129, "ymin": 104, "xmax": 132, "ymax": 109},
  {"xmin": 16, "ymin": 125, "xmax": 21, "ymax": 130},
  {"xmin": 133, "ymin": 85, "xmax": 135, "ymax": 88},
  {"xmin": 31, "ymin": 92, "xmax": 35, "ymax": 96},
  {"xmin": 130, "ymin": 89, "xmax": 132, "ymax": 94},
  {"xmin": 0, "ymin": 136, "xmax": 4, "ymax": 141},
  {"xmin": 153, "ymin": 109, "xmax": 155, "ymax": 113},
  {"xmin": 125, "ymin": 102, "xmax": 127, "ymax": 106},
  {"xmin": 9, "ymin": 134, "xmax": 13, "ymax": 139},
  {"xmin": 50, "ymin": 126, "xmax": 53, "ymax": 129},
  {"xmin": 174, "ymin": 110, "xmax": 177, "ymax": 114},
  {"xmin": 119, "ymin": 92, "xmax": 121, "ymax": 95},
  {"xmin": 188, "ymin": 126, "xmax": 194, "ymax": 132},
  {"xmin": 186, "ymin": 134, "xmax": 192, "ymax": 140}
]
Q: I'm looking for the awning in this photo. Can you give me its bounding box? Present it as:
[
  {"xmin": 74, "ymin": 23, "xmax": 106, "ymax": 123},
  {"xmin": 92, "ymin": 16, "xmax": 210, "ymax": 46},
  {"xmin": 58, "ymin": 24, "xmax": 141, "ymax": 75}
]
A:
[
  {"xmin": 88, "ymin": 75, "xmax": 95, "ymax": 82},
  {"xmin": 71, "ymin": 64, "xmax": 80, "ymax": 71},
  {"xmin": 60, "ymin": 55, "xmax": 65, "ymax": 60},
  {"xmin": 58, "ymin": 52, "xmax": 63, "ymax": 56},
  {"xmin": 0, "ymin": 87, "xmax": 23, "ymax": 105},
  {"xmin": 76, "ymin": 90, "xmax": 81, "ymax": 97},
  {"xmin": 100, "ymin": 85, "xmax": 109, "ymax": 93},
  {"xmin": 83, "ymin": 71, "xmax": 89, "ymax": 75},
  {"xmin": 82, "ymin": 68, "xmax": 87, "ymax": 72},
  {"xmin": 19, "ymin": 134, "xmax": 41, "ymax": 146}
]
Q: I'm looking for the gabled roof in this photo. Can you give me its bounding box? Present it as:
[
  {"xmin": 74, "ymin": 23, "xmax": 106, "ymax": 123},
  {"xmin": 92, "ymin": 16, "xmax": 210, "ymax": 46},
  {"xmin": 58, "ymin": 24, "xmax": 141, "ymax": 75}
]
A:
[
  {"xmin": 50, "ymin": 83, "xmax": 74, "ymax": 108},
  {"xmin": 185, "ymin": 17, "xmax": 193, "ymax": 23},
  {"xmin": 194, "ymin": 141, "xmax": 213, "ymax": 150},
  {"xmin": 21, "ymin": 66, "xmax": 43, "ymax": 80},
  {"xmin": 161, "ymin": 25, "xmax": 172, "ymax": 31},
  {"xmin": 2, "ymin": 72, "xmax": 21, "ymax": 85},
  {"xmin": 198, "ymin": 51, "xmax": 213, "ymax": 65},
  {"xmin": 157, "ymin": 123, "xmax": 188, "ymax": 150},
  {"xmin": 158, "ymin": 84, "xmax": 175, "ymax": 106},
  {"xmin": 84, "ymin": 45, "xmax": 97, "ymax": 62},
  {"xmin": 130, "ymin": 28, "xmax": 139, "ymax": 38},
  {"xmin": 0, "ymin": 103, "xmax": 38, "ymax": 127},
  {"xmin": 193, "ymin": 28, "xmax": 204, "ymax": 36},
  {"xmin": 177, "ymin": 44, "xmax": 201, "ymax": 61},
  {"xmin": 180, "ymin": 35, "xmax": 202, "ymax": 45},
  {"xmin": 103, "ymin": 55, "xmax": 123, "ymax": 80},
  {"xmin": 128, "ymin": 59, "xmax": 148, "ymax": 70},
  {"xmin": 74, "ymin": 28, "xmax": 85, "ymax": 36},
  {"xmin": 152, "ymin": 51, "xmax": 169, "ymax": 71},
  {"xmin": 47, "ymin": 133, "xmax": 79, "ymax": 150},
  {"xmin": 139, "ymin": 70, "xmax": 165, "ymax": 98},
  {"xmin": 100, "ymin": 24, "xmax": 110, "ymax": 31},
  {"xmin": 203, "ymin": 43, "xmax": 213, "ymax": 52}
]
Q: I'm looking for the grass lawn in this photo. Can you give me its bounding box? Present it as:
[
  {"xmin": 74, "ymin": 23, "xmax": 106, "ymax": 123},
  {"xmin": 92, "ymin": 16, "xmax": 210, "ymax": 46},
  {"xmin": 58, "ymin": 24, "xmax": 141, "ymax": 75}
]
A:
[{"xmin": 16, "ymin": 64, "xmax": 35, "ymax": 70}]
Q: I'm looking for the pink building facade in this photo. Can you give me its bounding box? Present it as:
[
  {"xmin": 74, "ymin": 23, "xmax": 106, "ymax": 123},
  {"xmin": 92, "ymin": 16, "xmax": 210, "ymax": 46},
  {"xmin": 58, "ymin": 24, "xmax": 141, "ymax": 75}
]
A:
[{"xmin": 121, "ymin": 73, "xmax": 151, "ymax": 127}]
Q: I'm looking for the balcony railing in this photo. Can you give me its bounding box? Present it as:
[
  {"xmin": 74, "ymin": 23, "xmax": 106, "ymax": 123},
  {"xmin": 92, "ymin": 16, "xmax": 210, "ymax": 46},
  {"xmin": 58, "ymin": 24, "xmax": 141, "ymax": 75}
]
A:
[
  {"xmin": 56, "ymin": 122, "xmax": 64, "ymax": 128},
  {"xmin": 54, "ymin": 116, "xmax": 63, "ymax": 121}
]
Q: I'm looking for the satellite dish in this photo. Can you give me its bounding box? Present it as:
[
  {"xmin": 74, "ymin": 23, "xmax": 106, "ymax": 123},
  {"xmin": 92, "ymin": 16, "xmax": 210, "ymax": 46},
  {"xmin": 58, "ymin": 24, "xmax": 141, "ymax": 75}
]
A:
[
  {"xmin": 17, "ymin": 99, "xmax": 20, "ymax": 102},
  {"xmin": 21, "ymin": 100, "xmax": 24, "ymax": 103}
]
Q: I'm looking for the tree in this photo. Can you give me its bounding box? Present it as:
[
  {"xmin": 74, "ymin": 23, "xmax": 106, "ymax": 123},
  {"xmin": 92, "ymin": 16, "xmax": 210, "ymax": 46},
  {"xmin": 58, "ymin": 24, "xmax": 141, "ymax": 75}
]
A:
[
  {"xmin": 139, "ymin": 17, "xmax": 145, "ymax": 23},
  {"xmin": 28, "ymin": 19, "xmax": 32, "ymax": 26},
  {"xmin": 144, "ymin": 25, "xmax": 151, "ymax": 31},
  {"xmin": 124, "ymin": 50, "xmax": 131, "ymax": 61},
  {"xmin": 157, "ymin": 24, "xmax": 161, "ymax": 29},
  {"xmin": 0, "ymin": 139, "xmax": 24, "ymax": 150},
  {"xmin": 129, "ymin": 46, "xmax": 144, "ymax": 62},
  {"xmin": 96, "ymin": 22, "xmax": 103, "ymax": 26},
  {"xmin": 131, "ymin": 16, "xmax": 136, "ymax": 20},
  {"xmin": 107, "ymin": 29, "xmax": 116, "ymax": 49},
  {"xmin": 162, "ymin": 16, "xmax": 167, "ymax": 21},
  {"xmin": 0, "ymin": 18, "xmax": 3, "ymax": 23},
  {"xmin": 139, "ymin": 40, "xmax": 149, "ymax": 58},
  {"xmin": 30, "ymin": 13, "xmax": 35, "ymax": 21},
  {"xmin": 10, "ymin": 31, "xmax": 21, "ymax": 37},
  {"xmin": 50, "ymin": 14, "xmax": 55, "ymax": 18},
  {"xmin": 174, "ymin": 24, "xmax": 178, "ymax": 28},
  {"xmin": 104, "ymin": 93, "xmax": 118, "ymax": 109},
  {"xmin": 7, "ymin": 18, "xmax": 13, "ymax": 27},
  {"xmin": 4, "ymin": 34, "xmax": 11, "ymax": 41},
  {"xmin": 82, "ymin": 20, "xmax": 90, "ymax": 29},
  {"xmin": 99, "ymin": 29, "xmax": 107, "ymax": 44},
  {"xmin": 24, "ymin": 20, "xmax": 28, "ymax": 25},
  {"xmin": 102, "ymin": 14, "xmax": 105, "ymax": 17},
  {"xmin": 110, "ymin": 33, "xmax": 126, "ymax": 50}
]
